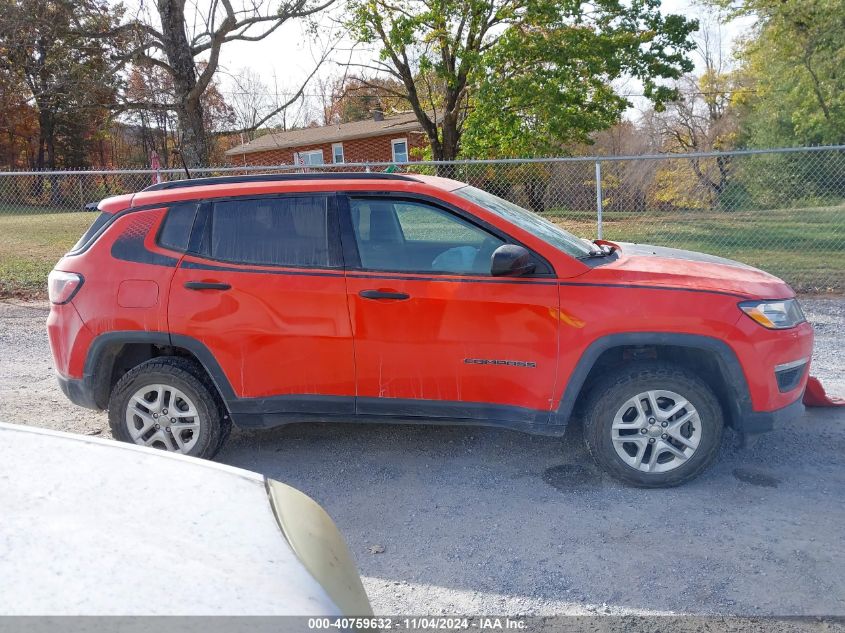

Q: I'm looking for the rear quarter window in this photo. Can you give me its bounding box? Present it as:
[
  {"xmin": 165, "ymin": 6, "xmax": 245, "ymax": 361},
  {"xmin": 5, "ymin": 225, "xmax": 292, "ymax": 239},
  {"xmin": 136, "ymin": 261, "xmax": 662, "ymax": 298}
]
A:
[
  {"xmin": 157, "ymin": 202, "xmax": 199, "ymax": 252},
  {"xmin": 69, "ymin": 212, "xmax": 112, "ymax": 253}
]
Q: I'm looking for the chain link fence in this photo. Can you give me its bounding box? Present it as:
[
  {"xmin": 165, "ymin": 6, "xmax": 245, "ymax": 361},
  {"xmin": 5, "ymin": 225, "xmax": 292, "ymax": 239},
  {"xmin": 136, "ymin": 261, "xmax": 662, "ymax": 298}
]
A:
[{"xmin": 1, "ymin": 145, "xmax": 843, "ymax": 295}]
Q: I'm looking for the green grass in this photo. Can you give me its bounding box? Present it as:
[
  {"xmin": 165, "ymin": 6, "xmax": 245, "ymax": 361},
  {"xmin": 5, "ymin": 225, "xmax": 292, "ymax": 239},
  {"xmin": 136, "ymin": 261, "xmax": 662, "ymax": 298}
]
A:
[
  {"xmin": 547, "ymin": 204, "xmax": 844, "ymax": 293},
  {"xmin": 0, "ymin": 206, "xmax": 94, "ymax": 296},
  {"xmin": 0, "ymin": 202, "xmax": 82, "ymax": 215}
]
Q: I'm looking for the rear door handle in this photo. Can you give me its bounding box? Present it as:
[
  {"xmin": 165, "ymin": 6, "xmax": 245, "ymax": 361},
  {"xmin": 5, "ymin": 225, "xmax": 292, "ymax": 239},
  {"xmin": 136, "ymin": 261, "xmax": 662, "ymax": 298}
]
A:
[
  {"xmin": 359, "ymin": 289, "xmax": 410, "ymax": 301},
  {"xmin": 184, "ymin": 281, "xmax": 231, "ymax": 291}
]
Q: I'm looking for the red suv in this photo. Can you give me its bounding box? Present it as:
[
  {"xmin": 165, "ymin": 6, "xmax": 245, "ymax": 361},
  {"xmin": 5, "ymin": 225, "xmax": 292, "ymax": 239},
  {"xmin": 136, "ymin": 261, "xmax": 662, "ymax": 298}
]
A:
[{"xmin": 47, "ymin": 173, "xmax": 813, "ymax": 487}]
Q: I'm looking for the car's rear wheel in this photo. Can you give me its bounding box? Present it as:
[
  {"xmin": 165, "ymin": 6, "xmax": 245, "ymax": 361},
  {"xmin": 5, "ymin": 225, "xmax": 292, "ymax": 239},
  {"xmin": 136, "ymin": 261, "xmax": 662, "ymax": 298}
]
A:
[
  {"xmin": 108, "ymin": 357, "xmax": 229, "ymax": 459},
  {"xmin": 582, "ymin": 362, "xmax": 723, "ymax": 488}
]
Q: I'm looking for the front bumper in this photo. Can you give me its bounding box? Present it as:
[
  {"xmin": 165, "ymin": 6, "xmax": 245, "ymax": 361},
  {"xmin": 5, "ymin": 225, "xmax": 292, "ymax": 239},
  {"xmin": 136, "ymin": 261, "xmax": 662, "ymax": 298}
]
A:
[
  {"xmin": 733, "ymin": 318, "xmax": 814, "ymax": 413},
  {"xmin": 56, "ymin": 373, "xmax": 100, "ymax": 411},
  {"xmin": 733, "ymin": 395, "xmax": 805, "ymax": 434}
]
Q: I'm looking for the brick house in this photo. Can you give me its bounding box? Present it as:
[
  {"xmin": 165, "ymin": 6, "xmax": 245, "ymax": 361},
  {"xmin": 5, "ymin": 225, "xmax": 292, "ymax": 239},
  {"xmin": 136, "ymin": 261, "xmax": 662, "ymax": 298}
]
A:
[{"xmin": 224, "ymin": 112, "xmax": 428, "ymax": 167}]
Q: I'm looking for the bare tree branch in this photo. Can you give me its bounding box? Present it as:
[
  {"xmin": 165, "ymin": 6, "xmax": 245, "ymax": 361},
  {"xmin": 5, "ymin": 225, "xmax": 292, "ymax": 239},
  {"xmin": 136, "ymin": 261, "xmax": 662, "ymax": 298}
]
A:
[{"xmin": 101, "ymin": 0, "xmax": 337, "ymax": 164}]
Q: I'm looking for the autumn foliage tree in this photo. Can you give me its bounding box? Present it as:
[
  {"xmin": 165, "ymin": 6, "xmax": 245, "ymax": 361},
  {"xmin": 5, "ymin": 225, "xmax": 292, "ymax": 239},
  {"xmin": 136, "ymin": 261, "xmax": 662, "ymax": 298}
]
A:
[
  {"xmin": 122, "ymin": 62, "xmax": 234, "ymax": 167},
  {"xmin": 0, "ymin": 69, "xmax": 38, "ymax": 169},
  {"xmin": 0, "ymin": 0, "xmax": 123, "ymax": 170},
  {"xmin": 320, "ymin": 75, "xmax": 407, "ymax": 124}
]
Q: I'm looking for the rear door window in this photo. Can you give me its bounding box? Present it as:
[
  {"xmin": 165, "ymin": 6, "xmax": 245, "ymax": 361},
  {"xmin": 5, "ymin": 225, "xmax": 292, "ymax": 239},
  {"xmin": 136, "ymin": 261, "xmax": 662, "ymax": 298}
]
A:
[{"xmin": 207, "ymin": 196, "xmax": 334, "ymax": 268}]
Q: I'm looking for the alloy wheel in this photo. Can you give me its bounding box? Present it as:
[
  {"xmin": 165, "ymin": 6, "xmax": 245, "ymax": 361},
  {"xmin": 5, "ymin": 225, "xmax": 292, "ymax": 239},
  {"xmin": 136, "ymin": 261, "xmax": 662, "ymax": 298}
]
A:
[
  {"xmin": 125, "ymin": 383, "xmax": 201, "ymax": 453},
  {"xmin": 611, "ymin": 389, "xmax": 701, "ymax": 473}
]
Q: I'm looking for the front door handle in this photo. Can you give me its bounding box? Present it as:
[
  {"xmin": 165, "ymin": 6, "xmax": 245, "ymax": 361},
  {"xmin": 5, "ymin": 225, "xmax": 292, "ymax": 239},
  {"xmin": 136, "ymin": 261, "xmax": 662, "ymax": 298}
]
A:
[
  {"xmin": 359, "ymin": 289, "xmax": 410, "ymax": 301},
  {"xmin": 184, "ymin": 281, "xmax": 231, "ymax": 291}
]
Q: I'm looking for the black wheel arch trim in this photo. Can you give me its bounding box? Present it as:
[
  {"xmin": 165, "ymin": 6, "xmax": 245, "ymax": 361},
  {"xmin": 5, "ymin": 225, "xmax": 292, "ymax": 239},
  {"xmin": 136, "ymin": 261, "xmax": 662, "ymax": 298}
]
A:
[
  {"xmin": 82, "ymin": 331, "xmax": 237, "ymax": 409},
  {"xmin": 555, "ymin": 332, "xmax": 752, "ymax": 427}
]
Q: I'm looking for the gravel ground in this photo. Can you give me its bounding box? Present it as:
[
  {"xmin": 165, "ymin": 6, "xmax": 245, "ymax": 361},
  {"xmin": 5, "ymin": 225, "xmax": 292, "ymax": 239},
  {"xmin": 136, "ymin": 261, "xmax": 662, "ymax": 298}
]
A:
[{"xmin": 1, "ymin": 298, "xmax": 844, "ymax": 617}]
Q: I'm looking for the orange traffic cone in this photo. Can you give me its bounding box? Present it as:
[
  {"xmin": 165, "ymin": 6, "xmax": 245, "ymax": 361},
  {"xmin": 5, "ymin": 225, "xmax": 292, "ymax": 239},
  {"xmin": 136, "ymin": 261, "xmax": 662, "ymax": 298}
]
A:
[{"xmin": 804, "ymin": 376, "xmax": 845, "ymax": 407}]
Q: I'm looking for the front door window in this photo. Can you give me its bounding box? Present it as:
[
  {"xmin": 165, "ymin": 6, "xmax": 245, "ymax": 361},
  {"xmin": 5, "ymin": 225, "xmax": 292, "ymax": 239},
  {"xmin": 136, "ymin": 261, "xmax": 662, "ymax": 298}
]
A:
[{"xmin": 349, "ymin": 198, "xmax": 504, "ymax": 274}]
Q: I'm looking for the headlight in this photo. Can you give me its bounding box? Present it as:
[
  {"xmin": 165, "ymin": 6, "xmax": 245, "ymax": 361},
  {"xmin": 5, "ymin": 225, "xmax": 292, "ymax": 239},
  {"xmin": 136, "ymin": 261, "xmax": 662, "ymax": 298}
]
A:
[{"xmin": 739, "ymin": 299, "xmax": 805, "ymax": 329}]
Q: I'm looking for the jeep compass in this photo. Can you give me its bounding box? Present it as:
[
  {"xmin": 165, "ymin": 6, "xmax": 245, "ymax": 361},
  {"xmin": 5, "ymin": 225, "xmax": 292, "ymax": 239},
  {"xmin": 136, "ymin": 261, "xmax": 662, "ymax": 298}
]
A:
[{"xmin": 47, "ymin": 173, "xmax": 814, "ymax": 487}]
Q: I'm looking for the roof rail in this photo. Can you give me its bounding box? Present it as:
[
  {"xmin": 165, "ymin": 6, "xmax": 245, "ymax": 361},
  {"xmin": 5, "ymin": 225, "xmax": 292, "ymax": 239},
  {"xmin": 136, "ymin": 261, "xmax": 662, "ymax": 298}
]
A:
[{"xmin": 141, "ymin": 171, "xmax": 419, "ymax": 192}]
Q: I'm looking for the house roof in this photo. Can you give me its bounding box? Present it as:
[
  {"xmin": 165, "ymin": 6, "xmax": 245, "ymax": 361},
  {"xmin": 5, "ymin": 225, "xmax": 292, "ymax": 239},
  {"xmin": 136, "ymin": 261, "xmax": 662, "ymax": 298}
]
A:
[{"xmin": 225, "ymin": 112, "xmax": 424, "ymax": 156}]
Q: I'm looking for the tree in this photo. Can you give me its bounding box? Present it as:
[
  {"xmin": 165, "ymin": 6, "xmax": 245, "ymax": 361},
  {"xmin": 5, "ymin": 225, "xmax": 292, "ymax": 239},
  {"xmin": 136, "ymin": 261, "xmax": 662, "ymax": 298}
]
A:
[
  {"xmin": 645, "ymin": 14, "xmax": 743, "ymax": 203},
  {"xmin": 124, "ymin": 64, "xmax": 179, "ymax": 166},
  {"xmin": 0, "ymin": 0, "xmax": 123, "ymax": 171},
  {"xmin": 587, "ymin": 121, "xmax": 661, "ymax": 213},
  {"xmin": 718, "ymin": 0, "xmax": 845, "ymax": 147},
  {"xmin": 112, "ymin": 0, "xmax": 335, "ymax": 166},
  {"xmin": 348, "ymin": 0, "xmax": 697, "ymax": 166},
  {"xmin": 319, "ymin": 74, "xmax": 407, "ymax": 124},
  {"xmin": 653, "ymin": 14, "xmax": 740, "ymax": 152},
  {"xmin": 121, "ymin": 62, "xmax": 234, "ymax": 167},
  {"xmin": 0, "ymin": 68, "xmax": 38, "ymax": 169},
  {"xmin": 229, "ymin": 69, "xmax": 280, "ymax": 138},
  {"xmin": 227, "ymin": 67, "xmax": 314, "ymax": 138}
]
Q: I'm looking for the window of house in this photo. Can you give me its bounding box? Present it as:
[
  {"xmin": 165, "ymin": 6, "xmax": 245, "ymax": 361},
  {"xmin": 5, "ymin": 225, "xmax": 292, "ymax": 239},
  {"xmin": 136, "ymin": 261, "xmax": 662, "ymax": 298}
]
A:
[
  {"xmin": 349, "ymin": 198, "xmax": 504, "ymax": 274},
  {"xmin": 209, "ymin": 196, "xmax": 331, "ymax": 267},
  {"xmin": 332, "ymin": 143, "xmax": 344, "ymax": 164},
  {"xmin": 391, "ymin": 139, "xmax": 409, "ymax": 163},
  {"xmin": 295, "ymin": 149, "xmax": 324, "ymax": 166}
]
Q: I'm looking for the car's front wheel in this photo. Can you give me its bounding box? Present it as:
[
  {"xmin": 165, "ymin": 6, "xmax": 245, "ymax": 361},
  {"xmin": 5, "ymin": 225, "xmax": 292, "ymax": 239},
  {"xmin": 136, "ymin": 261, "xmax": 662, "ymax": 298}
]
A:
[
  {"xmin": 108, "ymin": 357, "xmax": 229, "ymax": 459},
  {"xmin": 582, "ymin": 363, "xmax": 724, "ymax": 487}
]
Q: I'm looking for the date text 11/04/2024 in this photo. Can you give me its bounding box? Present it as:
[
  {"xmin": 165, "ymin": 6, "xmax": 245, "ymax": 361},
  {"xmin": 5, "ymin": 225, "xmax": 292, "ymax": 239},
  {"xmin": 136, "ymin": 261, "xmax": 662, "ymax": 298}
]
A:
[{"xmin": 307, "ymin": 617, "xmax": 526, "ymax": 629}]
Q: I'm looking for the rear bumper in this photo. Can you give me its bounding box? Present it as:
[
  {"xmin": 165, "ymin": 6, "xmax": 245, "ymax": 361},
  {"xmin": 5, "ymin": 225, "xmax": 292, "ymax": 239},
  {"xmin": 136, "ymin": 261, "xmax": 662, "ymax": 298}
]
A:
[
  {"xmin": 733, "ymin": 395, "xmax": 805, "ymax": 434},
  {"xmin": 56, "ymin": 373, "xmax": 101, "ymax": 411}
]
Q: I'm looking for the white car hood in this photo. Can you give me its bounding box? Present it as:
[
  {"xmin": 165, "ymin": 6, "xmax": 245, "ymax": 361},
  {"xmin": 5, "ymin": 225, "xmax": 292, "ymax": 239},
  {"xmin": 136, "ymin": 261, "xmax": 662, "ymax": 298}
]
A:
[{"xmin": 0, "ymin": 423, "xmax": 339, "ymax": 616}]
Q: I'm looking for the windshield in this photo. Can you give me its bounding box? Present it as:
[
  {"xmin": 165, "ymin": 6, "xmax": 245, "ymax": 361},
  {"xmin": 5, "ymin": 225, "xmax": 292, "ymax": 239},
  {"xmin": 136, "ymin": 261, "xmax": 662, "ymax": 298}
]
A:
[{"xmin": 453, "ymin": 186, "xmax": 595, "ymax": 258}]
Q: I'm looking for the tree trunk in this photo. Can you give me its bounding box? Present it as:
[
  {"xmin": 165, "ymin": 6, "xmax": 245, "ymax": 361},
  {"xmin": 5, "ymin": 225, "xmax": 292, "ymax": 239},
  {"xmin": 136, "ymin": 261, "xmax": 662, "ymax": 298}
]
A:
[
  {"xmin": 525, "ymin": 179, "xmax": 547, "ymax": 213},
  {"xmin": 176, "ymin": 95, "xmax": 208, "ymax": 167},
  {"xmin": 432, "ymin": 113, "xmax": 461, "ymax": 178},
  {"xmin": 33, "ymin": 109, "xmax": 55, "ymax": 199},
  {"xmin": 40, "ymin": 113, "xmax": 63, "ymax": 206},
  {"xmin": 157, "ymin": 0, "xmax": 209, "ymax": 166}
]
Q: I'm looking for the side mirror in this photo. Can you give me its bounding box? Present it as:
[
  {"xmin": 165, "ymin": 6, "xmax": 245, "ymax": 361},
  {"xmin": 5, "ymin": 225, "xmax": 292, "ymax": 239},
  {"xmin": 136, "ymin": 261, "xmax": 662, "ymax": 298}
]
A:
[{"xmin": 490, "ymin": 244, "xmax": 536, "ymax": 277}]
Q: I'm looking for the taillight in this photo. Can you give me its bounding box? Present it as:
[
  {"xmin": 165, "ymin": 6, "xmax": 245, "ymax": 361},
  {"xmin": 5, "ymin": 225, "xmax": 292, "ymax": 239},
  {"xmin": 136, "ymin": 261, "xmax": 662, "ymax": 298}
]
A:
[{"xmin": 48, "ymin": 270, "xmax": 84, "ymax": 304}]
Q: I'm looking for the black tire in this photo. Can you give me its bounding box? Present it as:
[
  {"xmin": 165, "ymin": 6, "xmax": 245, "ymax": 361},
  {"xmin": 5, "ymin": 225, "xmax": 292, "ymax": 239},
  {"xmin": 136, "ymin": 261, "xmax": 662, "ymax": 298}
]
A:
[
  {"xmin": 582, "ymin": 362, "xmax": 724, "ymax": 488},
  {"xmin": 108, "ymin": 357, "xmax": 230, "ymax": 459}
]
